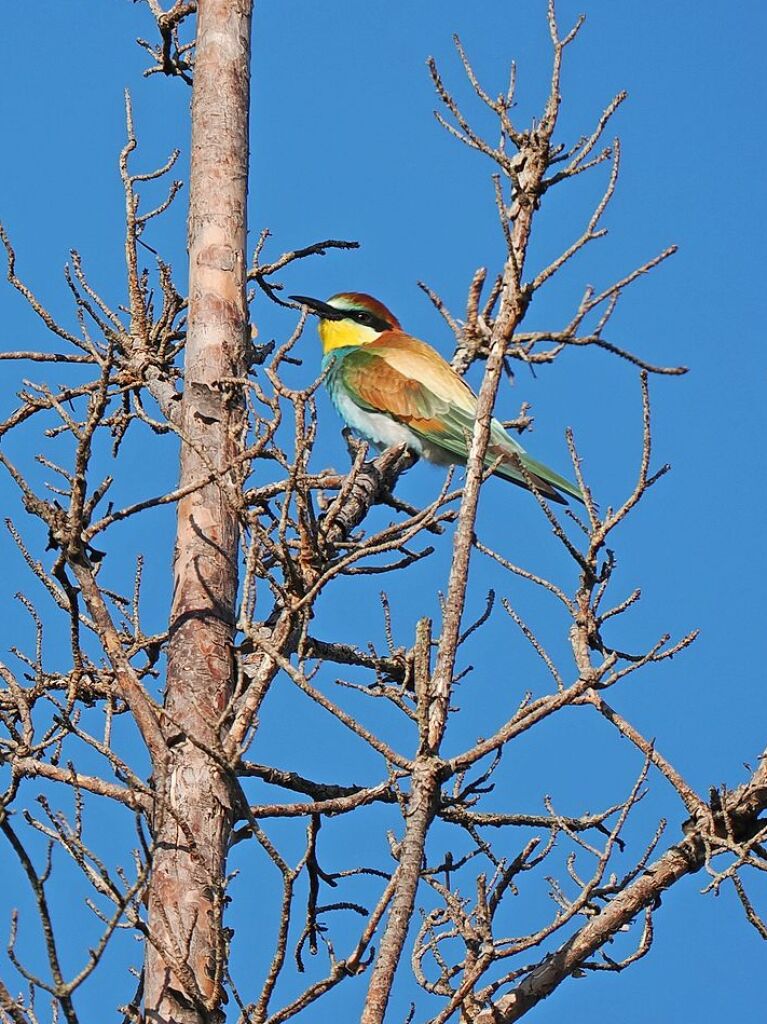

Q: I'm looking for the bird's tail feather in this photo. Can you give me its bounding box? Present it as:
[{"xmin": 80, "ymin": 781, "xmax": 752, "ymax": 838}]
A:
[{"xmin": 491, "ymin": 450, "xmax": 584, "ymax": 505}]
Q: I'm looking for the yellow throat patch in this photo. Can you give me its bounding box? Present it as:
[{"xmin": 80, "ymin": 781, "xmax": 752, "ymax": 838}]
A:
[{"xmin": 319, "ymin": 318, "xmax": 380, "ymax": 353}]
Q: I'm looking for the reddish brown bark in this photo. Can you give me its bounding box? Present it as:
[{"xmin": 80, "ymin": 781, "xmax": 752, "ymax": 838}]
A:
[{"xmin": 143, "ymin": 1, "xmax": 252, "ymax": 1020}]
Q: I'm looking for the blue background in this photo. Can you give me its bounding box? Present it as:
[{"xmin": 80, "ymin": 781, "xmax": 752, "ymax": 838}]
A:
[{"xmin": 0, "ymin": 1, "xmax": 765, "ymax": 1020}]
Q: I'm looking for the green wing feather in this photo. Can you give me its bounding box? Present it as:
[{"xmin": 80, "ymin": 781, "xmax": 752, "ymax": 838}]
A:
[{"xmin": 338, "ymin": 336, "xmax": 583, "ymax": 504}]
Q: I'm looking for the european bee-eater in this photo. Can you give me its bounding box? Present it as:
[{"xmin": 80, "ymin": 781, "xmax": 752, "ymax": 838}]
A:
[{"xmin": 291, "ymin": 292, "xmax": 583, "ymax": 505}]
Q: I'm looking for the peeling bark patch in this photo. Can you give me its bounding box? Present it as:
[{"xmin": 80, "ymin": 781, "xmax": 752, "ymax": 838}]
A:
[
  {"xmin": 194, "ymin": 409, "xmax": 221, "ymax": 425},
  {"xmin": 197, "ymin": 243, "xmax": 237, "ymax": 271},
  {"xmin": 190, "ymin": 292, "xmax": 244, "ymax": 336},
  {"xmin": 186, "ymin": 381, "xmax": 224, "ymax": 420}
]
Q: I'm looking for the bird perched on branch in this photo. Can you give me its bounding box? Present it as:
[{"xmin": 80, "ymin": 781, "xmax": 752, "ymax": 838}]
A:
[{"xmin": 291, "ymin": 292, "xmax": 583, "ymax": 505}]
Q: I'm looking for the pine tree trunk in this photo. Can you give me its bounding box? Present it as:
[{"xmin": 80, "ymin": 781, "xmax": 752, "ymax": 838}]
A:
[{"xmin": 143, "ymin": 1, "xmax": 252, "ymax": 1019}]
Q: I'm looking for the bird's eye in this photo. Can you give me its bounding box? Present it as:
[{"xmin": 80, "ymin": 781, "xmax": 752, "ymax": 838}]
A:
[{"xmin": 354, "ymin": 311, "xmax": 373, "ymax": 325}]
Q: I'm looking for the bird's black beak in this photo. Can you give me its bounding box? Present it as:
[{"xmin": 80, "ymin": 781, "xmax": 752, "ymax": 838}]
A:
[{"xmin": 290, "ymin": 295, "xmax": 346, "ymax": 320}]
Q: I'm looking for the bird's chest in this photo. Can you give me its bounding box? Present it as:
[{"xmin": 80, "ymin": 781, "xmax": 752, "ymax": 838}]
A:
[{"xmin": 324, "ymin": 361, "xmax": 422, "ymax": 454}]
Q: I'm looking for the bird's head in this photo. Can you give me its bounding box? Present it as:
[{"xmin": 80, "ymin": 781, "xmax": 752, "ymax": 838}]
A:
[{"xmin": 290, "ymin": 292, "xmax": 401, "ymax": 353}]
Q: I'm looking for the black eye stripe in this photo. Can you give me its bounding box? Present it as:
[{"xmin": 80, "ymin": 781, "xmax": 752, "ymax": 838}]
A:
[{"xmin": 347, "ymin": 310, "xmax": 391, "ymax": 331}]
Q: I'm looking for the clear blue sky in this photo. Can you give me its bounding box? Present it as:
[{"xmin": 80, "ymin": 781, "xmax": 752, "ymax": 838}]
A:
[{"xmin": 1, "ymin": 2, "xmax": 766, "ymax": 1021}]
